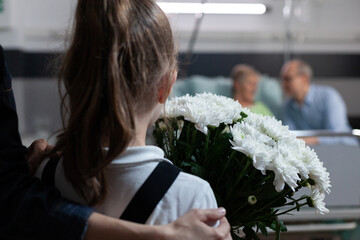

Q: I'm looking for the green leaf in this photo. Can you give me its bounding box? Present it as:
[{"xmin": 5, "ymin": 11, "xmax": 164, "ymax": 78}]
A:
[
  {"xmin": 240, "ymin": 112, "xmax": 248, "ymax": 118},
  {"xmin": 180, "ymin": 162, "xmax": 191, "ymax": 167},
  {"xmin": 269, "ymin": 218, "xmax": 287, "ymax": 234},
  {"xmin": 190, "ymin": 162, "xmax": 205, "ymax": 178},
  {"xmin": 279, "ymin": 221, "xmax": 287, "ymax": 232},
  {"xmin": 257, "ymin": 222, "xmax": 269, "ymax": 236}
]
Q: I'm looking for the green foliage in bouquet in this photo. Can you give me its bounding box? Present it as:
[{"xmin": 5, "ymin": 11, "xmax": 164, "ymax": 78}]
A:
[{"xmin": 153, "ymin": 93, "xmax": 330, "ymax": 240}]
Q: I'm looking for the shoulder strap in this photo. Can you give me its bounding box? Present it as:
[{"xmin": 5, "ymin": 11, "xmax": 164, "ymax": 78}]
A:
[
  {"xmin": 41, "ymin": 157, "xmax": 60, "ymax": 186},
  {"xmin": 120, "ymin": 161, "xmax": 180, "ymax": 224}
]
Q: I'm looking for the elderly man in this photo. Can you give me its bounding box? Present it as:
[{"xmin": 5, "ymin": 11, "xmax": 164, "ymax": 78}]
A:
[{"xmin": 281, "ymin": 59, "xmax": 358, "ymax": 146}]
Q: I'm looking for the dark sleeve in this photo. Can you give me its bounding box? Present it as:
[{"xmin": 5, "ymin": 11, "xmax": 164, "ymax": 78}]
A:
[{"xmin": 0, "ymin": 45, "xmax": 94, "ymax": 240}]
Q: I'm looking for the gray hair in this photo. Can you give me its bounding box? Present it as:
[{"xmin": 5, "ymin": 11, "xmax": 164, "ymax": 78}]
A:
[
  {"xmin": 230, "ymin": 64, "xmax": 259, "ymax": 82},
  {"xmin": 295, "ymin": 59, "xmax": 313, "ymax": 79},
  {"xmin": 282, "ymin": 59, "xmax": 313, "ymax": 80}
]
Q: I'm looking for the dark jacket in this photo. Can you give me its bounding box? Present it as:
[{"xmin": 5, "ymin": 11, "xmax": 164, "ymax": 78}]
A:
[{"xmin": 0, "ymin": 45, "xmax": 93, "ymax": 240}]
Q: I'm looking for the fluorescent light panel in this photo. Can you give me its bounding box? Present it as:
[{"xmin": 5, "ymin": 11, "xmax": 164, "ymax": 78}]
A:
[
  {"xmin": 157, "ymin": 2, "xmax": 267, "ymax": 15},
  {"xmin": 353, "ymin": 129, "xmax": 360, "ymax": 137}
]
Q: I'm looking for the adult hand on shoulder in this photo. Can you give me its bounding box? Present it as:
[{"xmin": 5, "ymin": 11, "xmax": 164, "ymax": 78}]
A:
[
  {"xmin": 27, "ymin": 139, "xmax": 54, "ymax": 175},
  {"xmin": 166, "ymin": 208, "xmax": 232, "ymax": 240}
]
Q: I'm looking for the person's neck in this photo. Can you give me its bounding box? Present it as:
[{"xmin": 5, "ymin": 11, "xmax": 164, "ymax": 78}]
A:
[
  {"xmin": 294, "ymin": 85, "xmax": 310, "ymax": 106},
  {"xmin": 128, "ymin": 113, "xmax": 150, "ymax": 147},
  {"xmin": 234, "ymin": 93, "xmax": 254, "ymax": 108}
]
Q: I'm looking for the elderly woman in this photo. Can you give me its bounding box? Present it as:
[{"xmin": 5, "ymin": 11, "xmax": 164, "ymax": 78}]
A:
[{"xmin": 231, "ymin": 64, "xmax": 273, "ymax": 117}]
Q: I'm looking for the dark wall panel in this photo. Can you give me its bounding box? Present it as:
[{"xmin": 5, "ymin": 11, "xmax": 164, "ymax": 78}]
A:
[
  {"xmin": 3, "ymin": 50, "xmax": 360, "ymax": 78},
  {"xmin": 4, "ymin": 50, "xmax": 58, "ymax": 78},
  {"xmin": 181, "ymin": 53, "xmax": 360, "ymax": 78}
]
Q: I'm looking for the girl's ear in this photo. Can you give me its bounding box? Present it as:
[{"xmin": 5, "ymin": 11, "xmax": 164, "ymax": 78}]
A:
[{"xmin": 158, "ymin": 70, "xmax": 177, "ymax": 104}]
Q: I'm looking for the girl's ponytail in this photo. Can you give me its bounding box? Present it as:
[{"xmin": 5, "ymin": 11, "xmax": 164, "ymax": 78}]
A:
[{"xmin": 51, "ymin": 0, "xmax": 177, "ymax": 205}]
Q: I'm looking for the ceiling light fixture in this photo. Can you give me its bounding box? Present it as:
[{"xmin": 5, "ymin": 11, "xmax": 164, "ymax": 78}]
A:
[
  {"xmin": 157, "ymin": 2, "xmax": 267, "ymax": 15},
  {"xmin": 353, "ymin": 129, "xmax": 360, "ymax": 137}
]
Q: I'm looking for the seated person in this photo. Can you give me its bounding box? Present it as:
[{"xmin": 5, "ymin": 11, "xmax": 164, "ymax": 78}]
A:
[
  {"xmin": 34, "ymin": 0, "xmax": 217, "ymax": 226},
  {"xmin": 281, "ymin": 59, "xmax": 358, "ymax": 146},
  {"xmin": 231, "ymin": 64, "xmax": 273, "ymax": 117}
]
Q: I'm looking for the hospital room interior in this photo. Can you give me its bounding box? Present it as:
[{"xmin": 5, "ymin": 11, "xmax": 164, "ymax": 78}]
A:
[{"xmin": 0, "ymin": 0, "xmax": 359, "ymax": 239}]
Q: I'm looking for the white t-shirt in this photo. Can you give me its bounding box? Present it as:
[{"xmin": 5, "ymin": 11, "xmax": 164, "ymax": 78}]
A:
[{"xmin": 35, "ymin": 145, "xmax": 218, "ymax": 225}]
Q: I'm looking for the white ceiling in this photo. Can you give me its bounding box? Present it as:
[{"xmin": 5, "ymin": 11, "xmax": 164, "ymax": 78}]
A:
[{"xmin": 0, "ymin": 0, "xmax": 359, "ymax": 52}]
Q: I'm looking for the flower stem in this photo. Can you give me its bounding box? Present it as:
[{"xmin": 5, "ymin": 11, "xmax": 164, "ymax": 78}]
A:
[
  {"xmin": 216, "ymin": 151, "xmax": 237, "ymax": 187},
  {"xmin": 275, "ymin": 202, "xmax": 308, "ymax": 216},
  {"xmin": 250, "ymin": 188, "xmax": 293, "ymax": 216},
  {"xmin": 284, "ymin": 195, "xmax": 308, "ymax": 206},
  {"xmin": 253, "ymin": 173, "xmax": 274, "ymax": 188},
  {"xmin": 247, "ymin": 180, "xmax": 309, "ymax": 219},
  {"xmin": 226, "ymin": 160, "xmax": 252, "ymax": 202},
  {"xmin": 228, "ymin": 201, "xmax": 251, "ymax": 219},
  {"xmin": 185, "ymin": 126, "xmax": 197, "ymax": 161},
  {"xmin": 201, "ymin": 131, "xmax": 211, "ymax": 165}
]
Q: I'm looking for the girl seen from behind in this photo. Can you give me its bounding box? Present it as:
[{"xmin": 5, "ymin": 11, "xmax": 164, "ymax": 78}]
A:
[{"xmin": 35, "ymin": 0, "xmax": 218, "ymax": 225}]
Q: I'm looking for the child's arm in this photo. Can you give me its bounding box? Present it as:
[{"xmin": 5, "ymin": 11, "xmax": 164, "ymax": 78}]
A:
[{"xmin": 86, "ymin": 209, "xmax": 231, "ymax": 240}]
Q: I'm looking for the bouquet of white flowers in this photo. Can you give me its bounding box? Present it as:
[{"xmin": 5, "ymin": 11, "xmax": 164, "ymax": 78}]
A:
[{"xmin": 153, "ymin": 93, "xmax": 331, "ymax": 240}]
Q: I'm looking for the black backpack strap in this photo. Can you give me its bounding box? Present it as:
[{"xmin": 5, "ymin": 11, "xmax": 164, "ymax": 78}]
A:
[
  {"xmin": 120, "ymin": 161, "xmax": 181, "ymax": 224},
  {"xmin": 41, "ymin": 157, "xmax": 60, "ymax": 186}
]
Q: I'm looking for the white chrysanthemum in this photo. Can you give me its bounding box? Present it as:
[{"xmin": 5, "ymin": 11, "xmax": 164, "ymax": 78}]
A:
[
  {"xmin": 162, "ymin": 93, "xmax": 247, "ymax": 134},
  {"xmin": 309, "ymin": 190, "xmax": 329, "ymax": 214},
  {"xmin": 300, "ymin": 146, "xmax": 331, "ymax": 195},
  {"xmin": 159, "ymin": 93, "xmax": 330, "ymax": 214},
  {"xmin": 230, "ymin": 112, "xmax": 331, "ymax": 208}
]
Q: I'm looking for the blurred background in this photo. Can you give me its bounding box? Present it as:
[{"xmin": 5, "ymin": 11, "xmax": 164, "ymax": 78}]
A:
[
  {"xmin": 1, "ymin": 1, "xmax": 360, "ymax": 238},
  {"xmin": 1, "ymin": 0, "xmax": 359, "ymax": 142}
]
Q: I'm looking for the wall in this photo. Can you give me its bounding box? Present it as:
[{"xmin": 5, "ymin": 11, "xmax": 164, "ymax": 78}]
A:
[
  {"xmin": 12, "ymin": 78, "xmax": 61, "ymax": 145},
  {"xmin": 171, "ymin": 0, "xmax": 360, "ymax": 53},
  {"xmin": 0, "ymin": 0, "xmax": 359, "ymax": 52},
  {"xmin": 0, "ymin": 0, "xmax": 75, "ymax": 51}
]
